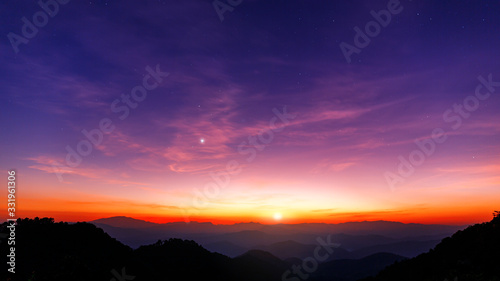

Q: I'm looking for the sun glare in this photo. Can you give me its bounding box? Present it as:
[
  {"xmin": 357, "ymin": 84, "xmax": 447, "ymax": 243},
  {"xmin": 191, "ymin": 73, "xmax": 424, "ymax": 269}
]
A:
[{"xmin": 273, "ymin": 212, "xmax": 282, "ymax": 221}]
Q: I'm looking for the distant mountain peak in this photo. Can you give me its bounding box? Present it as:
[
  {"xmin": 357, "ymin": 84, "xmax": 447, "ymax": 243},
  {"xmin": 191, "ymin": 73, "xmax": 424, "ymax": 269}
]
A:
[
  {"xmin": 237, "ymin": 249, "xmax": 283, "ymax": 263},
  {"xmin": 91, "ymin": 216, "xmax": 157, "ymax": 228}
]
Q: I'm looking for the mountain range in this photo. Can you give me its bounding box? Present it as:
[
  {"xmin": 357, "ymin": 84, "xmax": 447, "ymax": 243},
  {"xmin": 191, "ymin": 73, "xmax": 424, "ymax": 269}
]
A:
[
  {"xmin": 2, "ymin": 215, "xmax": 497, "ymax": 281},
  {"xmin": 91, "ymin": 216, "xmax": 465, "ymax": 260}
]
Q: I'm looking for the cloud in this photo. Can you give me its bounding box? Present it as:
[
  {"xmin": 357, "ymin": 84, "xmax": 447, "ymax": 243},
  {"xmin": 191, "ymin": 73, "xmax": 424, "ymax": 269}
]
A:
[
  {"xmin": 26, "ymin": 155, "xmax": 152, "ymax": 187},
  {"xmin": 311, "ymin": 159, "xmax": 356, "ymax": 174}
]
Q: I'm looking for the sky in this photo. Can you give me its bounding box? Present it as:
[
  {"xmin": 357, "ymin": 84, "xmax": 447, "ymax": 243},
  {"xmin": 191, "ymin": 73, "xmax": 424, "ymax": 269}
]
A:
[{"xmin": 0, "ymin": 0, "xmax": 499, "ymax": 225}]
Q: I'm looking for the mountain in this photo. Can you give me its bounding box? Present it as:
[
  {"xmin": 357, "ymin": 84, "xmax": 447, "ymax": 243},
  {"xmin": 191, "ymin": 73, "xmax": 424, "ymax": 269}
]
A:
[
  {"xmin": 0, "ymin": 218, "xmax": 300, "ymax": 281},
  {"xmin": 0, "ymin": 218, "xmax": 132, "ymax": 281},
  {"xmin": 232, "ymin": 250, "xmax": 292, "ymax": 281},
  {"xmin": 92, "ymin": 216, "xmax": 157, "ymax": 228},
  {"xmin": 90, "ymin": 217, "xmax": 464, "ymax": 239},
  {"xmin": 90, "ymin": 217, "xmax": 464, "ymax": 260},
  {"xmin": 309, "ymin": 221, "xmax": 462, "ymax": 238},
  {"xmin": 323, "ymin": 233, "xmax": 396, "ymax": 251},
  {"xmin": 129, "ymin": 238, "xmax": 235, "ymax": 281},
  {"xmin": 204, "ymin": 240, "xmax": 249, "ymax": 257},
  {"xmin": 362, "ymin": 213, "xmax": 500, "ymax": 281},
  {"xmin": 201, "ymin": 230, "xmax": 286, "ymax": 247},
  {"xmin": 350, "ymin": 239, "xmax": 441, "ymax": 259},
  {"xmin": 2, "ymin": 215, "xmax": 497, "ymax": 281},
  {"xmin": 311, "ymin": 253, "xmax": 408, "ymax": 281},
  {"xmin": 255, "ymin": 240, "xmax": 321, "ymax": 259},
  {"xmin": 90, "ymin": 222, "xmax": 156, "ymax": 249},
  {"xmin": 0, "ymin": 218, "xmax": 266, "ymax": 281},
  {"xmin": 254, "ymin": 240, "xmax": 351, "ymax": 260}
]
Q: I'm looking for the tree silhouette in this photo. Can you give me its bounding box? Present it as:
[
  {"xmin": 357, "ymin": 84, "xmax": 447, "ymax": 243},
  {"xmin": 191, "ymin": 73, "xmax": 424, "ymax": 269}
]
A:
[
  {"xmin": 3, "ymin": 213, "xmax": 500, "ymax": 281},
  {"xmin": 363, "ymin": 212, "xmax": 500, "ymax": 281},
  {"xmin": 493, "ymin": 211, "xmax": 500, "ymax": 219}
]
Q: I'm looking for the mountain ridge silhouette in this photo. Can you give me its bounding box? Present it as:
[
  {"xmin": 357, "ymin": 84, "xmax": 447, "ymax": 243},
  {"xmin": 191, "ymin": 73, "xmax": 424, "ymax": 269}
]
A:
[{"xmin": 1, "ymin": 214, "xmax": 496, "ymax": 281}]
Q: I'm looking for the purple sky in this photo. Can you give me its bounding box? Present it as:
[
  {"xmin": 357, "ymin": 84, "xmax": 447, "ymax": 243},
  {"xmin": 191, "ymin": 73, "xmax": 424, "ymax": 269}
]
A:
[{"xmin": 0, "ymin": 0, "xmax": 499, "ymax": 224}]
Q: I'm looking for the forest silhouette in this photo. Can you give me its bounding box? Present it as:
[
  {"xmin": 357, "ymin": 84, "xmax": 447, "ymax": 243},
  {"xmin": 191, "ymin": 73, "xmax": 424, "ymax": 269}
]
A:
[{"xmin": 1, "ymin": 212, "xmax": 499, "ymax": 281}]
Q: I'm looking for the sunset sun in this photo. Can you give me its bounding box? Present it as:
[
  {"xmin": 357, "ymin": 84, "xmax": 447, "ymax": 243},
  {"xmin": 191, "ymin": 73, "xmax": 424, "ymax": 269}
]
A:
[{"xmin": 273, "ymin": 213, "xmax": 282, "ymax": 221}]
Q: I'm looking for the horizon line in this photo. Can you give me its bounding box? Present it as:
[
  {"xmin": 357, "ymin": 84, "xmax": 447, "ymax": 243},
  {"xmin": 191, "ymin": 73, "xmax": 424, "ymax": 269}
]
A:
[{"xmin": 8, "ymin": 215, "xmax": 473, "ymax": 226}]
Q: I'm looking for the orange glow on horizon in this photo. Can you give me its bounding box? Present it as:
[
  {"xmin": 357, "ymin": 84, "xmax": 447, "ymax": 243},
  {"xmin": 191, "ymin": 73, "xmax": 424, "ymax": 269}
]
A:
[
  {"xmin": 10, "ymin": 207, "xmax": 495, "ymax": 226},
  {"xmin": 4, "ymin": 182, "xmax": 497, "ymax": 226}
]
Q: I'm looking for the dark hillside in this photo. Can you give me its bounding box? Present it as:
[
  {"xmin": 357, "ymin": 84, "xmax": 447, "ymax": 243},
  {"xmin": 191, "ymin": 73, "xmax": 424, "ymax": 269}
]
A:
[{"xmin": 362, "ymin": 212, "xmax": 500, "ymax": 281}]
